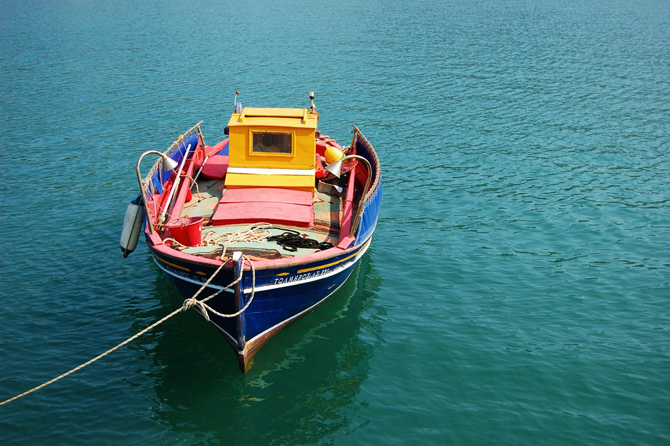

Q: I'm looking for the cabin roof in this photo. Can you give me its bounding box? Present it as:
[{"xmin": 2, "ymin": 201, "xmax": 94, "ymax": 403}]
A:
[{"xmin": 228, "ymin": 107, "xmax": 318, "ymax": 130}]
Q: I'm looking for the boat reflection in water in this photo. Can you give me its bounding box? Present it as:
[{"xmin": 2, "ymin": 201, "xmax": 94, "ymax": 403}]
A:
[{"xmin": 137, "ymin": 253, "xmax": 382, "ymax": 444}]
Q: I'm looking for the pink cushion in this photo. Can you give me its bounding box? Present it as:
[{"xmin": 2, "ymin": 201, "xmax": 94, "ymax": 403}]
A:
[
  {"xmin": 219, "ymin": 187, "xmax": 313, "ymax": 205},
  {"xmin": 212, "ymin": 188, "xmax": 314, "ymax": 227},
  {"xmin": 201, "ymin": 155, "xmax": 229, "ymax": 180}
]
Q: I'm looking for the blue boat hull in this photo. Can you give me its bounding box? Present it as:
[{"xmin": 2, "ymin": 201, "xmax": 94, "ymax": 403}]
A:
[{"xmin": 149, "ymin": 238, "xmax": 373, "ymax": 370}]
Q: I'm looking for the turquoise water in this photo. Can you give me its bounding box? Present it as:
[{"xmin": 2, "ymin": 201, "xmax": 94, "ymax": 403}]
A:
[{"xmin": 1, "ymin": 0, "xmax": 669, "ymax": 444}]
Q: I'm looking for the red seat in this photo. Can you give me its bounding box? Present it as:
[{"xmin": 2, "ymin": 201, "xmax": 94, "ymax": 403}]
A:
[
  {"xmin": 211, "ymin": 188, "xmax": 314, "ymax": 227},
  {"xmin": 201, "ymin": 155, "xmax": 229, "ymax": 180}
]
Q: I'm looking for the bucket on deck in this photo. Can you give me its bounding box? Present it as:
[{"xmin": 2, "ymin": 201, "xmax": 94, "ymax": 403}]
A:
[{"xmin": 167, "ymin": 216, "xmax": 203, "ymax": 247}]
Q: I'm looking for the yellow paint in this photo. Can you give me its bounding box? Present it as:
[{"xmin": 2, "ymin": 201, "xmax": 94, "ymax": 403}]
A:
[
  {"xmin": 239, "ymin": 107, "xmax": 306, "ymax": 120},
  {"xmin": 276, "ymin": 272, "xmax": 290, "ymax": 277},
  {"xmin": 226, "ymin": 172, "xmax": 315, "ymax": 190},
  {"xmin": 226, "ymin": 107, "xmax": 318, "ymax": 190},
  {"xmin": 156, "ymin": 256, "xmax": 190, "ymax": 272},
  {"xmin": 324, "ymin": 145, "xmax": 345, "ymax": 164}
]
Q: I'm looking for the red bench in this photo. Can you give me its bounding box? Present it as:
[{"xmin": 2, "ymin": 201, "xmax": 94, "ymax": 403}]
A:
[{"xmin": 211, "ymin": 188, "xmax": 314, "ymax": 227}]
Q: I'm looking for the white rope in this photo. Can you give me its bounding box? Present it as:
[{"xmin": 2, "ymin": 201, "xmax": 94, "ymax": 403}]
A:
[
  {"xmin": 202, "ymin": 223, "xmax": 272, "ymax": 247},
  {"xmin": 165, "ymin": 223, "xmax": 272, "ymax": 255},
  {"xmin": 0, "ymin": 254, "xmax": 255, "ymax": 407},
  {"xmin": 182, "ymin": 174, "xmax": 201, "ymax": 201},
  {"xmin": 183, "ymin": 255, "xmax": 256, "ymax": 320}
]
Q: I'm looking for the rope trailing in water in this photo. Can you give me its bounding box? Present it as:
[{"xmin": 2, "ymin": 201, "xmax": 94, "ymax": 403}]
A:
[{"xmin": 0, "ymin": 255, "xmax": 255, "ymax": 407}]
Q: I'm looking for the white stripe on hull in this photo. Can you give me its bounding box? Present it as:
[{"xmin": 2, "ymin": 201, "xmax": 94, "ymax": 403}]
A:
[{"xmin": 151, "ymin": 235, "xmax": 373, "ymax": 294}]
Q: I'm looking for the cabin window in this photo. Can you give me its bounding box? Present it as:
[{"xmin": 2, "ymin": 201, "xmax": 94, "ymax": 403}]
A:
[{"xmin": 252, "ymin": 132, "xmax": 293, "ymax": 154}]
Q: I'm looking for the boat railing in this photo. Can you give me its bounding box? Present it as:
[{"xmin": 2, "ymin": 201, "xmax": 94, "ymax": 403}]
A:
[
  {"xmin": 144, "ymin": 121, "xmax": 205, "ymax": 187},
  {"xmin": 352, "ymin": 127, "xmax": 381, "ymax": 208},
  {"xmin": 351, "ymin": 127, "xmax": 382, "ymax": 244},
  {"xmin": 141, "ymin": 122, "xmax": 206, "ymax": 229}
]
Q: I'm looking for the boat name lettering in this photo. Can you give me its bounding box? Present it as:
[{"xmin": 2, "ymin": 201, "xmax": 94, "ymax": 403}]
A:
[
  {"xmin": 274, "ymin": 268, "xmax": 331, "ymax": 285},
  {"xmin": 163, "ymin": 264, "xmax": 202, "ymax": 281}
]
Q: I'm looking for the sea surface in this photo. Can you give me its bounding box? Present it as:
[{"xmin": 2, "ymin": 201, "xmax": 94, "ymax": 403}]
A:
[{"xmin": 1, "ymin": 0, "xmax": 669, "ymax": 444}]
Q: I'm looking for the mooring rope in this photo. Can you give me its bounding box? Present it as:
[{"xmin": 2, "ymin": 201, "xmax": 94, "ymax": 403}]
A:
[
  {"xmin": 0, "ymin": 255, "xmax": 254, "ymax": 407},
  {"xmin": 183, "ymin": 259, "xmax": 256, "ymax": 320}
]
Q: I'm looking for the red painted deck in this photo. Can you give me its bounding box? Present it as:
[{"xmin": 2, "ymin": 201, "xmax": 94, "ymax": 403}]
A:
[{"xmin": 211, "ymin": 187, "xmax": 314, "ymax": 227}]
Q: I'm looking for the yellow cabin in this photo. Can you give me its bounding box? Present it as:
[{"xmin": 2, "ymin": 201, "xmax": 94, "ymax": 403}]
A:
[{"xmin": 225, "ymin": 107, "xmax": 318, "ymax": 191}]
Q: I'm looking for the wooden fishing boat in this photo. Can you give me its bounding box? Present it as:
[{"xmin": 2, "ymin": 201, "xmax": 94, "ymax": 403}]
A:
[{"xmin": 121, "ymin": 93, "xmax": 382, "ymax": 371}]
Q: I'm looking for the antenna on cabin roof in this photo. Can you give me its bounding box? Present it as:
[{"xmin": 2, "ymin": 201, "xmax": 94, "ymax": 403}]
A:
[
  {"xmin": 234, "ymin": 91, "xmax": 242, "ymax": 113},
  {"xmin": 309, "ymin": 91, "xmax": 316, "ymax": 112}
]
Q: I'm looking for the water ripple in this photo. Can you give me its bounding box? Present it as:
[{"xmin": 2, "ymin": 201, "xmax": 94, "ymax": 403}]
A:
[{"xmin": 1, "ymin": 0, "xmax": 670, "ymax": 444}]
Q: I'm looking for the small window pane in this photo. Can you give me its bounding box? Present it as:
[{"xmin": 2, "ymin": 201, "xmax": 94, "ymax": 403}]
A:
[{"xmin": 252, "ymin": 132, "xmax": 292, "ymax": 154}]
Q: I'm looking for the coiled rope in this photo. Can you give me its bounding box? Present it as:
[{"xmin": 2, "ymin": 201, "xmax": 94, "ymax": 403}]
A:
[
  {"xmin": 202, "ymin": 223, "xmax": 272, "ymax": 247},
  {"xmin": 0, "ymin": 254, "xmax": 254, "ymax": 407},
  {"xmin": 164, "ymin": 224, "xmax": 272, "ymax": 254}
]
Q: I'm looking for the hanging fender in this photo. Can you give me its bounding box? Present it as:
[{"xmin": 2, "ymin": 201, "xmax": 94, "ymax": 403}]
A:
[{"xmin": 120, "ymin": 199, "xmax": 145, "ymax": 258}]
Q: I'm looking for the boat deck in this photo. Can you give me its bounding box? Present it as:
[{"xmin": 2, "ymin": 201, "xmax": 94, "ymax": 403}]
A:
[{"xmin": 171, "ymin": 178, "xmax": 342, "ymax": 261}]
